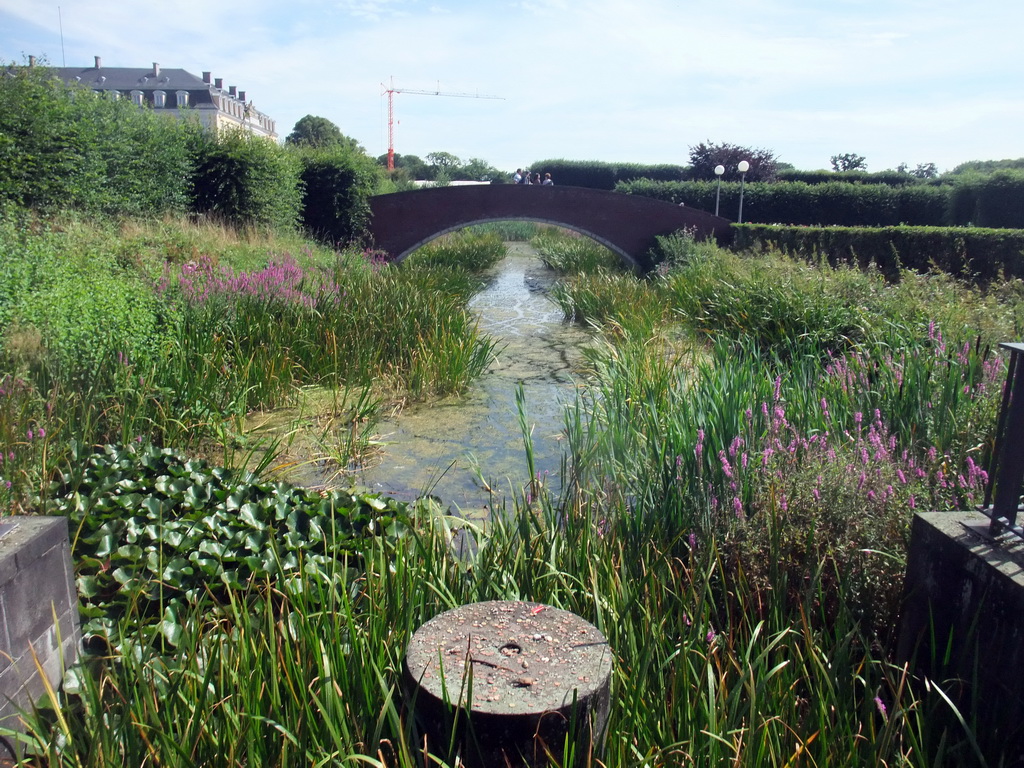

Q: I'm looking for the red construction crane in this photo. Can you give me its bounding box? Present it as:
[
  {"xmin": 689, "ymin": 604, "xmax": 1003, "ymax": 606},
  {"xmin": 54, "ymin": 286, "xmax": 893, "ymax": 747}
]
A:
[{"xmin": 382, "ymin": 78, "xmax": 503, "ymax": 171}]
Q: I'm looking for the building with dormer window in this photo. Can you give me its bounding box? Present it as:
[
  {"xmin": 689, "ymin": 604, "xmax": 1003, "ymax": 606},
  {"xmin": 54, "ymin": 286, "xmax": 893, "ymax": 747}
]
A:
[{"xmin": 48, "ymin": 56, "xmax": 277, "ymax": 140}]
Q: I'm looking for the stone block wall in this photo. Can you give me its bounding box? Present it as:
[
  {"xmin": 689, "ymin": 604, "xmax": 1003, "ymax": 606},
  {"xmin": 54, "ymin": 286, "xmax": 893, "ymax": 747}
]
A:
[{"xmin": 0, "ymin": 517, "xmax": 80, "ymax": 754}]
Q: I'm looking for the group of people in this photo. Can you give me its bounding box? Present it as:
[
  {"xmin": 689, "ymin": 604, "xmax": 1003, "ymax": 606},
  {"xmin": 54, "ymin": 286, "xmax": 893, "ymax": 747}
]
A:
[{"xmin": 512, "ymin": 169, "xmax": 553, "ymax": 186}]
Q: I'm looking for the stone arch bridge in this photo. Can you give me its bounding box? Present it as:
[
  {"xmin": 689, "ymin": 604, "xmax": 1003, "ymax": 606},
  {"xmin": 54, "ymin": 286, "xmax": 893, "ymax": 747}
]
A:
[{"xmin": 367, "ymin": 185, "xmax": 731, "ymax": 271}]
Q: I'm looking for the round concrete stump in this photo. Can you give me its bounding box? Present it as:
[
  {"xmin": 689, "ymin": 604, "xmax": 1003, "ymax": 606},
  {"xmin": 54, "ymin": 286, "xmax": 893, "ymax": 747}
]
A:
[{"xmin": 404, "ymin": 600, "xmax": 612, "ymax": 768}]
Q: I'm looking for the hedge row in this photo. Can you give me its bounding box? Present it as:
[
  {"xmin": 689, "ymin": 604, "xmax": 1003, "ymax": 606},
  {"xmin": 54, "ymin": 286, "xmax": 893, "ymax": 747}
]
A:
[
  {"xmin": 0, "ymin": 64, "xmax": 380, "ymax": 240},
  {"xmin": 529, "ymin": 159, "xmax": 687, "ymax": 190},
  {"xmin": 530, "ymin": 163, "xmax": 949, "ymax": 190},
  {"xmin": 618, "ymin": 175, "xmax": 1024, "ymax": 229},
  {"xmin": 776, "ymin": 169, "xmax": 932, "ymax": 186},
  {"xmin": 733, "ymin": 224, "xmax": 1024, "ymax": 283}
]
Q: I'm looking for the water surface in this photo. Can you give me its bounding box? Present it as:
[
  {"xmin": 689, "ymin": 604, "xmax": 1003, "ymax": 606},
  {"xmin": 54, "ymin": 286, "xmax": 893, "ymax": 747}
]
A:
[{"xmin": 357, "ymin": 243, "xmax": 590, "ymax": 517}]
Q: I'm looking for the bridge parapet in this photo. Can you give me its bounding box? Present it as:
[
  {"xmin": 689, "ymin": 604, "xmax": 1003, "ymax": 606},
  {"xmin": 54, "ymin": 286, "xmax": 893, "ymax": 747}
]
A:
[{"xmin": 367, "ymin": 185, "xmax": 731, "ymax": 271}]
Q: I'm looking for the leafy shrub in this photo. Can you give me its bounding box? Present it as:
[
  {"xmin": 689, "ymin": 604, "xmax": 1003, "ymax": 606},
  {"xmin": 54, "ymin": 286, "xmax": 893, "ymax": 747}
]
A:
[
  {"xmin": 0, "ymin": 214, "xmax": 172, "ymax": 379},
  {"xmin": 190, "ymin": 129, "xmax": 301, "ymax": 230},
  {"xmin": 689, "ymin": 141, "xmax": 778, "ymax": 182},
  {"xmin": 295, "ymin": 146, "xmax": 380, "ymax": 246},
  {"xmin": 0, "ymin": 62, "xmax": 195, "ymax": 216}
]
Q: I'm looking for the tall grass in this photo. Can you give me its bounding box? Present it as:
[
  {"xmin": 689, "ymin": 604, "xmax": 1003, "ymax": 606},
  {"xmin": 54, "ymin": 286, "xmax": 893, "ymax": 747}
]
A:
[
  {"xmin": 0, "ymin": 219, "xmax": 501, "ymax": 505},
  {"xmin": 9, "ymin": 495, "xmax": 987, "ymax": 766},
  {"xmin": 532, "ymin": 228, "xmax": 622, "ymax": 275},
  {"xmin": 552, "ymin": 233, "xmax": 1012, "ymax": 646}
]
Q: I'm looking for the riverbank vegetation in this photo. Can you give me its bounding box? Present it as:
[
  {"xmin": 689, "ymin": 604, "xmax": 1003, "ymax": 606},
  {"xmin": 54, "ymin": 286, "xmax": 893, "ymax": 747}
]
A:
[
  {"xmin": 2, "ymin": 217, "xmax": 1018, "ymax": 764},
  {"xmin": 2, "ymin": 64, "xmax": 1020, "ymax": 762},
  {"xmin": 0, "ymin": 213, "xmax": 502, "ymax": 512}
]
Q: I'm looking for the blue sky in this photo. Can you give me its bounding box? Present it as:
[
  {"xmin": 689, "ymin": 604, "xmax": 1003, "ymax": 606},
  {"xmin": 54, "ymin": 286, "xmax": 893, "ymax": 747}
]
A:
[{"xmin": 2, "ymin": 0, "xmax": 1022, "ymax": 174}]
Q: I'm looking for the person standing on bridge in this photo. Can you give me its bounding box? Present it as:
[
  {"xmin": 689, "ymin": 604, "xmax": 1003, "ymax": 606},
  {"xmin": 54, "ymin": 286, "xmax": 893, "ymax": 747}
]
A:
[
  {"xmin": 533, "ymin": 172, "xmax": 542, "ymax": 185},
  {"xmin": 513, "ymin": 168, "xmax": 523, "ymax": 184},
  {"xmin": 542, "ymin": 173, "xmax": 553, "ymax": 186}
]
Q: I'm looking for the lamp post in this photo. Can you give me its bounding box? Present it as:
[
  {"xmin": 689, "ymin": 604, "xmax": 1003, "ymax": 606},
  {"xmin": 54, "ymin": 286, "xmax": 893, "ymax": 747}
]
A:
[
  {"xmin": 714, "ymin": 164, "xmax": 725, "ymax": 217},
  {"xmin": 737, "ymin": 160, "xmax": 750, "ymax": 223}
]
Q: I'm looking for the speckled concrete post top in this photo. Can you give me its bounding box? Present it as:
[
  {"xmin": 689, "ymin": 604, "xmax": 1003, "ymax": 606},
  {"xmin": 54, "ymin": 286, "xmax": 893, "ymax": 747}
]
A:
[{"xmin": 404, "ymin": 600, "xmax": 612, "ymax": 715}]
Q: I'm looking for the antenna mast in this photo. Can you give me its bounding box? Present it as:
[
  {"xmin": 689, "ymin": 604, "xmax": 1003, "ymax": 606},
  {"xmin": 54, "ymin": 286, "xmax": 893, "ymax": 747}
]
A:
[{"xmin": 381, "ymin": 77, "xmax": 503, "ymax": 171}]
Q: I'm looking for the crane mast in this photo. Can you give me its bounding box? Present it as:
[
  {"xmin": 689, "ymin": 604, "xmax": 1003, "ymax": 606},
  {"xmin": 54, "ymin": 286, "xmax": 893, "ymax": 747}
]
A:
[{"xmin": 382, "ymin": 78, "xmax": 503, "ymax": 171}]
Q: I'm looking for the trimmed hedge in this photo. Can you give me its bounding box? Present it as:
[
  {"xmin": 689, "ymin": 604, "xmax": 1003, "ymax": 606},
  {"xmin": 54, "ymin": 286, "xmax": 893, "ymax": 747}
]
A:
[
  {"xmin": 733, "ymin": 224, "xmax": 1024, "ymax": 283},
  {"xmin": 776, "ymin": 169, "xmax": 926, "ymax": 186},
  {"xmin": 0, "ymin": 63, "xmax": 196, "ymax": 216},
  {"xmin": 948, "ymin": 171, "xmax": 1024, "ymax": 229},
  {"xmin": 617, "ymin": 177, "xmax": 1024, "ymax": 229},
  {"xmin": 528, "ymin": 159, "xmax": 688, "ymax": 189},
  {"xmin": 190, "ymin": 129, "xmax": 302, "ymax": 230},
  {"xmin": 296, "ymin": 146, "xmax": 379, "ymax": 246}
]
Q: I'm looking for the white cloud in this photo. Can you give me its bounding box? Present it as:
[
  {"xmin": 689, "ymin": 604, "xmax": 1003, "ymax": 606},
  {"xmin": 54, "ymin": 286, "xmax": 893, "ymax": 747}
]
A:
[{"xmin": 2, "ymin": 0, "xmax": 1022, "ymax": 171}]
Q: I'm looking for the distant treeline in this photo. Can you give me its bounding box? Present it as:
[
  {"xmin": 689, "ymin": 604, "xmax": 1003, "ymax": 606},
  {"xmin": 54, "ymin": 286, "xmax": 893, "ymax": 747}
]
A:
[{"xmin": 0, "ymin": 64, "xmax": 380, "ymax": 244}]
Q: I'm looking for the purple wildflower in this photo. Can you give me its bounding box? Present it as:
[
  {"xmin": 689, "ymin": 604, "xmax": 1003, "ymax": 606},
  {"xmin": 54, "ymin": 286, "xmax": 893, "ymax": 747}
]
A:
[{"xmin": 874, "ymin": 696, "xmax": 888, "ymax": 719}]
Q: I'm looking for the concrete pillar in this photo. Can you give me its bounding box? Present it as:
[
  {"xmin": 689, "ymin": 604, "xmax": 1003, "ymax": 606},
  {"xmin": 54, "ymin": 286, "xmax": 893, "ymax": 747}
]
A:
[
  {"xmin": 404, "ymin": 601, "xmax": 612, "ymax": 767},
  {"xmin": 0, "ymin": 517, "xmax": 80, "ymax": 758},
  {"xmin": 899, "ymin": 510, "xmax": 1024, "ymax": 760}
]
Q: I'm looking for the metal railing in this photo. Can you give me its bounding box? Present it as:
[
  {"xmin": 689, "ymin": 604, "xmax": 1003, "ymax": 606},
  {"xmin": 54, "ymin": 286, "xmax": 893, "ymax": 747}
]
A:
[{"xmin": 981, "ymin": 342, "xmax": 1024, "ymax": 538}]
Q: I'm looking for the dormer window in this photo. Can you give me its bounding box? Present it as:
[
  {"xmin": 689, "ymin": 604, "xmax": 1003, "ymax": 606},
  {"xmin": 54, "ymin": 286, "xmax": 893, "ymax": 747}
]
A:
[
  {"xmin": 130, "ymin": 90, "xmax": 145, "ymax": 106},
  {"xmin": 176, "ymin": 90, "xmax": 189, "ymax": 108},
  {"xmin": 153, "ymin": 90, "xmax": 166, "ymax": 108}
]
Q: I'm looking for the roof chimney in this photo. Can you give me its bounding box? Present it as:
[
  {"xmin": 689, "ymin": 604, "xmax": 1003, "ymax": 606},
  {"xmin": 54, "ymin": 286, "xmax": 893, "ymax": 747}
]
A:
[
  {"xmin": 153, "ymin": 62, "xmax": 160, "ymax": 77},
  {"xmin": 94, "ymin": 55, "xmax": 102, "ymax": 69},
  {"xmin": 238, "ymin": 90, "xmax": 246, "ymax": 102},
  {"xmin": 214, "ymin": 77, "xmax": 223, "ymax": 89},
  {"xmin": 229, "ymin": 85, "xmax": 237, "ymax": 97},
  {"xmin": 202, "ymin": 71, "xmax": 211, "ymax": 84}
]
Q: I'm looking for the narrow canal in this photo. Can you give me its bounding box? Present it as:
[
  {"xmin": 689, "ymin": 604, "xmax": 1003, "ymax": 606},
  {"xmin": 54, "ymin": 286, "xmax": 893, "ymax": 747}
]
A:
[{"xmin": 357, "ymin": 242, "xmax": 592, "ymax": 518}]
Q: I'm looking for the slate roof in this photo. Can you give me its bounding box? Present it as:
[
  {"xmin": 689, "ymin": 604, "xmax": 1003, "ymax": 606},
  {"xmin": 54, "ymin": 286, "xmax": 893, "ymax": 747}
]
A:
[{"xmin": 53, "ymin": 66, "xmax": 219, "ymax": 107}]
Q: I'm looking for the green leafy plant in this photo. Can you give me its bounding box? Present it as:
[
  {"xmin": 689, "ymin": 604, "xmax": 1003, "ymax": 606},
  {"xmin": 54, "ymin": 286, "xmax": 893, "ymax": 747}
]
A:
[
  {"xmin": 48, "ymin": 440, "xmax": 411, "ymax": 647},
  {"xmin": 190, "ymin": 129, "xmax": 302, "ymax": 230}
]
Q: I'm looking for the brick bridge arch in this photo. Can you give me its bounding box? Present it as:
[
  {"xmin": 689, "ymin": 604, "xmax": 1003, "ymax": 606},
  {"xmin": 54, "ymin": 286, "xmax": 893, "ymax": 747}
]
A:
[{"xmin": 367, "ymin": 185, "xmax": 731, "ymax": 271}]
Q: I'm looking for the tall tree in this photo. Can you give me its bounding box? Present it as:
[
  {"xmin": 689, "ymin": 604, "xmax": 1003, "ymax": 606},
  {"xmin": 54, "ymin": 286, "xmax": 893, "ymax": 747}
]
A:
[
  {"xmin": 689, "ymin": 141, "xmax": 778, "ymax": 182},
  {"xmin": 457, "ymin": 157, "xmax": 506, "ymax": 183},
  {"xmin": 376, "ymin": 152, "xmax": 428, "ymax": 179},
  {"xmin": 426, "ymin": 151, "xmax": 462, "ymax": 180},
  {"xmin": 286, "ymin": 115, "xmax": 363, "ymax": 153},
  {"xmin": 830, "ymin": 153, "xmax": 868, "ymax": 172}
]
